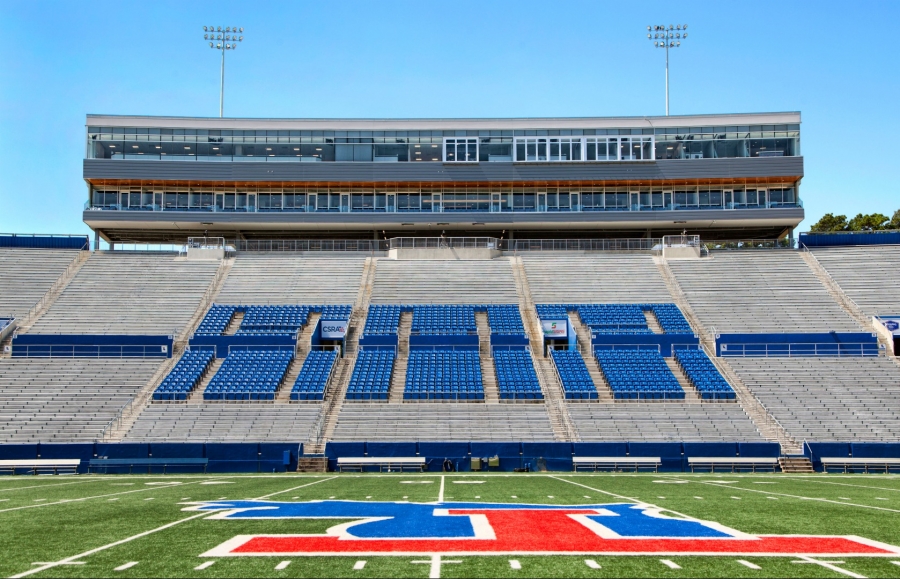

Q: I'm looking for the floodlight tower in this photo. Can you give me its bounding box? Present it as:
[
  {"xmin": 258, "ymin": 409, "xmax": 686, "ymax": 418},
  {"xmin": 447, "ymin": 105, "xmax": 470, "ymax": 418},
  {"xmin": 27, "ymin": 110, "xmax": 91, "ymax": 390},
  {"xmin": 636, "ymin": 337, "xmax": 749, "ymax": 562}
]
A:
[
  {"xmin": 647, "ymin": 24, "xmax": 688, "ymax": 116},
  {"xmin": 203, "ymin": 25, "xmax": 244, "ymax": 117}
]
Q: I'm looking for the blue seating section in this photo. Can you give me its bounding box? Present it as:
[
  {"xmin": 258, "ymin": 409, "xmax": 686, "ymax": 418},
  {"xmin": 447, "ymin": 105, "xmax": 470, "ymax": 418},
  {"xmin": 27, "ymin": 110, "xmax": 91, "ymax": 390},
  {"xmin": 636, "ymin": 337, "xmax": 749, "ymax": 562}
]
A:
[
  {"xmin": 536, "ymin": 303, "xmax": 692, "ymax": 335},
  {"xmin": 346, "ymin": 350, "xmax": 396, "ymax": 400},
  {"xmin": 411, "ymin": 306, "xmax": 477, "ymax": 335},
  {"xmin": 363, "ymin": 305, "xmax": 405, "ymax": 337},
  {"xmin": 550, "ymin": 350, "xmax": 598, "ymax": 399},
  {"xmin": 152, "ymin": 349, "xmax": 214, "ymax": 401},
  {"xmin": 577, "ymin": 305, "xmax": 651, "ymax": 334},
  {"xmin": 595, "ymin": 349, "xmax": 685, "ymax": 400},
  {"xmin": 494, "ymin": 350, "xmax": 543, "ymax": 400},
  {"xmin": 237, "ymin": 306, "xmax": 311, "ymax": 337},
  {"xmin": 674, "ymin": 349, "xmax": 736, "ymax": 400},
  {"xmin": 652, "ymin": 304, "xmax": 693, "ymax": 334},
  {"xmin": 290, "ymin": 350, "xmax": 338, "ymax": 401},
  {"xmin": 404, "ymin": 351, "xmax": 484, "ymax": 400},
  {"xmin": 316, "ymin": 305, "xmax": 353, "ymax": 320},
  {"xmin": 203, "ymin": 350, "xmax": 293, "ymax": 401},
  {"xmin": 195, "ymin": 305, "xmax": 237, "ymax": 336},
  {"xmin": 486, "ymin": 305, "xmax": 526, "ymax": 336}
]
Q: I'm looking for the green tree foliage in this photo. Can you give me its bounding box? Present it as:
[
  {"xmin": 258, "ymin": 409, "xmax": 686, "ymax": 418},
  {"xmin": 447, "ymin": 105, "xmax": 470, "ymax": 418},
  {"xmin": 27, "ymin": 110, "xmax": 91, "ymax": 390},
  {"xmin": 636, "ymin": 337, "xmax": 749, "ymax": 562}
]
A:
[
  {"xmin": 810, "ymin": 210, "xmax": 899, "ymax": 232},
  {"xmin": 810, "ymin": 213, "xmax": 848, "ymax": 232}
]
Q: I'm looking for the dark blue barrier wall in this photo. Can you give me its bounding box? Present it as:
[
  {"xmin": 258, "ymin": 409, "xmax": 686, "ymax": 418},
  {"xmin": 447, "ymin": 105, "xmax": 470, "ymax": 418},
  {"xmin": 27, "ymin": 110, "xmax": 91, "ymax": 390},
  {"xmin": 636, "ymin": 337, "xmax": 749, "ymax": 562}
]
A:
[
  {"xmin": 523, "ymin": 442, "xmax": 572, "ymax": 471},
  {"xmin": 683, "ymin": 442, "xmax": 738, "ymax": 458},
  {"xmin": 419, "ymin": 442, "xmax": 469, "ymax": 472},
  {"xmin": 573, "ymin": 442, "xmax": 627, "ymax": 457},
  {"xmin": 188, "ymin": 335, "xmax": 295, "ymax": 357},
  {"xmin": 592, "ymin": 334, "xmax": 699, "ymax": 355},
  {"xmin": 366, "ymin": 442, "xmax": 417, "ymax": 457},
  {"xmin": 850, "ymin": 443, "xmax": 900, "ymax": 459},
  {"xmin": 716, "ymin": 333, "xmax": 879, "ymax": 357},
  {"xmin": 800, "ymin": 231, "xmax": 900, "ymax": 247},
  {"xmin": 628, "ymin": 442, "xmax": 683, "ymax": 471},
  {"xmin": 471, "ymin": 442, "xmax": 522, "ymax": 471},
  {"xmin": 738, "ymin": 442, "xmax": 781, "ymax": 458},
  {"xmin": 490, "ymin": 335, "xmax": 530, "ymax": 348},
  {"xmin": 13, "ymin": 335, "xmax": 173, "ymax": 358},
  {"xmin": 0, "ymin": 234, "xmax": 89, "ymax": 250},
  {"xmin": 0, "ymin": 444, "xmax": 38, "ymax": 459}
]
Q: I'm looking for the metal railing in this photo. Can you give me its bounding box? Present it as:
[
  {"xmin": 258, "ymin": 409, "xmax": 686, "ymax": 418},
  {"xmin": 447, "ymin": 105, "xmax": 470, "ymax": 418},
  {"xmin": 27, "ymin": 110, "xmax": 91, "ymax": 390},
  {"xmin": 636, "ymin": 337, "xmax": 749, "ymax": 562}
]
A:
[
  {"xmin": 509, "ymin": 238, "xmax": 660, "ymax": 252},
  {"xmin": 719, "ymin": 342, "xmax": 879, "ymax": 358},
  {"xmin": 232, "ymin": 239, "xmax": 385, "ymax": 253},
  {"xmin": 389, "ymin": 237, "xmax": 499, "ymax": 249},
  {"xmin": 662, "ymin": 234, "xmax": 700, "ymax": 248},
  {"xmin": 11, "ymin": 344, "xmax": 171, "ymax": 358},
  {"xmin": 703, "ymin": 238, "xmax": 797, "ymax": 251}
]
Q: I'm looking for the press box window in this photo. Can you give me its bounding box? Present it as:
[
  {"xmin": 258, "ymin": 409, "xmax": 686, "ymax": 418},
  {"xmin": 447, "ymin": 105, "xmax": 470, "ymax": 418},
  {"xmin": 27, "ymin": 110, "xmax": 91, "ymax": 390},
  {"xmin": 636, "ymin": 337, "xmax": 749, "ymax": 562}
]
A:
[{"xmin": 443, "ymin": 138, "xmax": 478, "ymax": 162}]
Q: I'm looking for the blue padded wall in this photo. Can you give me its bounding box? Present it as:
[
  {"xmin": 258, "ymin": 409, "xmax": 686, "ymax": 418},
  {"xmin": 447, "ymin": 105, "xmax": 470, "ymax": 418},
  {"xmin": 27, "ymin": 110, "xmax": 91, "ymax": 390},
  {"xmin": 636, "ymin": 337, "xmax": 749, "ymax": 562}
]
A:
[
  {"xmin": 573, "ymin": 442, "xmax": 627, "ymax": 457},
  {"xmin": 683, "ymin": 442, "xmax": 738, "ymax": 458},
  {"xmin": 738, "ymin": 443, "xmax": 781, "ymax": 458},
  {"xmin": 96, "ymin": 443, "xmax": 149, "ymax": 459},
  {"xmin": 150, "ymin": 443, "xmax": 205, "ymax": 458},
  {"xmin": 0, "ymin": 444, "xmax": 38, "ymax": 459},
  {"xmin": 366, "ymin": 442, "xmax": 417, "ymax": 457},
  {"xmin": 850, "ymin": 443, "xmax": 900, "ymax": 458}
]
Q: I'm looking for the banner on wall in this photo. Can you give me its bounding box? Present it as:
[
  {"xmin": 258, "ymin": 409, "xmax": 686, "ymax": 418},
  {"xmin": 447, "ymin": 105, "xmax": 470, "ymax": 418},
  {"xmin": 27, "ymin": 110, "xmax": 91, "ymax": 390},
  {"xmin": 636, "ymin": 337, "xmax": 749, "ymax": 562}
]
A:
[
  {"xmin": 321, "ymin": 320, "xmax": 349, "ymax": 339},
  {"xmin": 541, "ymin": 319, "xmax": 567, "ymax": 338},
  {"xmin": 881, "ymin": 318, "xmax": 900, "ymax": 336}
]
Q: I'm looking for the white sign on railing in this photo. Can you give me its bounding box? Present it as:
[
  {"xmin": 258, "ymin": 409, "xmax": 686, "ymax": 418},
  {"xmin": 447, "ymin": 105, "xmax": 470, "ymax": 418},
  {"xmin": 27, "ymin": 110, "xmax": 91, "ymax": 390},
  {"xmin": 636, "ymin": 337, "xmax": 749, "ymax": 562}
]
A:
[
  {"xmin": 541, "ymin": 319, "xmax": 567, "ymax": 338},
  {"xmin": 321, "ymin": 320, "xmax": 349, "ymax": 339}
]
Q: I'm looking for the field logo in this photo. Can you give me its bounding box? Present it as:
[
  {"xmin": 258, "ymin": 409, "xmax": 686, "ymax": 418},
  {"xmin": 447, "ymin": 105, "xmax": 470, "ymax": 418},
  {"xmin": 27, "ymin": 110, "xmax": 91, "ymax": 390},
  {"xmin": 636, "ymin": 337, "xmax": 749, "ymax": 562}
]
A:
[{"xmin": 189, "ymin": 500, "xmax": 900, "ymax": 557}]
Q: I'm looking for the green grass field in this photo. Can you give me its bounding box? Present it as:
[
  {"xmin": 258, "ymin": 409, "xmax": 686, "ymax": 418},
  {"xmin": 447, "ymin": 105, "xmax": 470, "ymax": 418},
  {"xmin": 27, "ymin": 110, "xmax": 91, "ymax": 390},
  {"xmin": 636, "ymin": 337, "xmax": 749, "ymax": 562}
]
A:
[{"xmin": 2, "ymin": 472, "xmax": 900, "ymax": 578}]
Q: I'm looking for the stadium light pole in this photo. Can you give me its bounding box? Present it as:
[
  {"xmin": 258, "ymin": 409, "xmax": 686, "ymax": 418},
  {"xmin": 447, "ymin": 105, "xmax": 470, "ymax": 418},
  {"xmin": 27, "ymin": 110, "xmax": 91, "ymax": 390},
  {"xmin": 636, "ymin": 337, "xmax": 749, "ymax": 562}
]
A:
[
  {"xmin": 203, "ymin": 25, "xmax": 244, "ymax": 117},
  {"xmin": 647, "ymin": 24, "xmax": 688, "ymax": 116}
]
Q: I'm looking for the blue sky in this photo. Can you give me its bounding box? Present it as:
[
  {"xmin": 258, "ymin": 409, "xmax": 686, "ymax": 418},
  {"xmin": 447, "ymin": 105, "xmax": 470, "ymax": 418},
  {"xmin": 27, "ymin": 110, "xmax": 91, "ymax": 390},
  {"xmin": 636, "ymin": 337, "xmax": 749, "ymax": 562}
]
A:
[{"xmin": 1, "ymin": 1, "xmax": 898, "ymax": 237}]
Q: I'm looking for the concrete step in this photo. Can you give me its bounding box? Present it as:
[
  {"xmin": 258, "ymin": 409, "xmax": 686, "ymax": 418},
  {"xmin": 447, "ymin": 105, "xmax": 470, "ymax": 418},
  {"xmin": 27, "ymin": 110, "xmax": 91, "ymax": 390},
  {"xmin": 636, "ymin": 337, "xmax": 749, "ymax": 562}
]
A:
[
  {"xmin": 665, "ymin": 358, "xmax": 702, "ymax": 402},
  {"xmin": 187, "ymin": 358, "xmax": 224, "ymax": 404},
  {"xmin": 224, "ymin": 310, "xmax": 245, "ymax": 336},
  {"xmin": 480, "ymin": 356, "xmax": 500, "ymax": 403},
  {"xmin": 276, "ymin": 353, "xmax": 309, "ymax": 402},
  {"xmin": 779, "ymin": 457, "xmax": 814, "ymax": 473},
  {"xmin": 388, "ymin": 358, "xmax": 408, "ymax": 403},
  {"xmin": 297, "ymin": 456, "xmax": 328, "ymax": 473},
  {"xmin": 644, "ymin": 310, "xmax": 664, "ymax": 334}
]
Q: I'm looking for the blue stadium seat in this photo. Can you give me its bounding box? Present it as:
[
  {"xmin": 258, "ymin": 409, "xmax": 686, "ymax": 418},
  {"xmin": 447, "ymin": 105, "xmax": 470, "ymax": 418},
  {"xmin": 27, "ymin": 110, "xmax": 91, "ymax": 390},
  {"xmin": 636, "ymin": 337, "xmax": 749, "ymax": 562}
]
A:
[
  {"xmin": 290, "ymin": 349, "xmax": 339, "ymax": 401},
  {"xmin": 674, "ymin": 348, "xmax": 736, "ymax": 400},
  {"xmin": 550, "ymin": 350, "xmax": 598, "ymax": 400},
  {"xmin": 345, "ymin": 349, "xmax": 396, "ymax": 401},
  {"xmin": 152, "ymin": 349, "xmax": 215, "ymax": 401},
  {"xmin": 486, "ymin": 305, "xmax": 527, "ymax": 337},
  {"xmin": 411, "ymin": 306, "xmax": 477, "ymax": 335},
  {"xmin": 594, "ymin": 349, "xmax": 685, "ymax": 400},
  {"xmin": 493, "ymin": 349, "xmax": 543, "ymax": 400},
  {"xmin": 203, "ymin": 349, "xmax": 294, "ymax": 401},
  {"xmin": 404, "ymin": 350, "xmax": 484, "ymax": 401}
]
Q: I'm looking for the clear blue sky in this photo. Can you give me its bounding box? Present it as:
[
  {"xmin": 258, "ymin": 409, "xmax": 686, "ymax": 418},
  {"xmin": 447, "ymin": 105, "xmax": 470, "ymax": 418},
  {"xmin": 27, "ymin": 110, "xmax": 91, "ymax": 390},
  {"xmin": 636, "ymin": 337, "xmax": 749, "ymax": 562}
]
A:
[{"xmin": 1, "ymin": 1, "xmax": 898, "ymax": 237}]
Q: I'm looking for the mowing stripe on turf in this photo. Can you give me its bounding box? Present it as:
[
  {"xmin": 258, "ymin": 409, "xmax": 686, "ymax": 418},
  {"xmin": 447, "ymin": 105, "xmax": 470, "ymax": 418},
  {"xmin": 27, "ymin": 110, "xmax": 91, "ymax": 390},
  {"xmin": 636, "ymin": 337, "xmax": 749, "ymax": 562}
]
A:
[
  {"xmin": 9, "ymin": 510, "xmax": 216, "ymax": 578},
  {"xmin": 685, "ymin": 479, "xmax": 900, "ymax": 514},
  {"xmin": 254, "ymin": 476, "xmax": 338, "ymax": 500},
  {"xmin": 780, "ymin": 477, "xmax": 900, "ymax": 494},
  {"xmin": 0, "ymin": 480, "xmax": 102, "ymax": 493},
  {"xmin": 0, "ymin": 479, "xmax": 219, "ymax": 515}
]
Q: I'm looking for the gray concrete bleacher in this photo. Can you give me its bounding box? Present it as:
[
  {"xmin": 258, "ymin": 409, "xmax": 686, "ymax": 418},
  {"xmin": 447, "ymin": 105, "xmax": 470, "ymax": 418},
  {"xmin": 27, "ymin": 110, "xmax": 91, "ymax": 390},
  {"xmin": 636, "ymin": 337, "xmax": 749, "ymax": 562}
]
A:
[
  {"xmin": 522, "ymin": 254, "xmax": 671, "ymax": 303},
  {"xmin": 0, "ymin": 248, "xmax": 80, "ymax": 319},
  {"xmin": 568, "ymin": 403, "xmax": 764, "ymax": 442},
  {"xmin": 370, "ymin": 259, "xmax": 518, "ymax": 304},
  {"xmin": 728, "ymin": 357, "xmax": 900, "ymax": 442},
  {"xmin": 810, "ymin": 246, "xmax": 900, "ymax": 317},
  {"xmin": 124, "ymin": 404, "xmax": 323, "ymax": 442},
  {"xmin": 330, "ymin": 404, "xmax": 555, "ymax": 441},
  {"xmin": 216, "ymin": 253, "xmax": 365, "ymax": 305},
  {"xmin": 29, "ymin": 252, "xmax": 219, "ymax": 335},
  {"xmin": 668, "ymin": 251, "xmax": 862, "ymax": 333},
  {"xmin": 0, "ymin": 358, "xmax": 160, "ymax": 442}
]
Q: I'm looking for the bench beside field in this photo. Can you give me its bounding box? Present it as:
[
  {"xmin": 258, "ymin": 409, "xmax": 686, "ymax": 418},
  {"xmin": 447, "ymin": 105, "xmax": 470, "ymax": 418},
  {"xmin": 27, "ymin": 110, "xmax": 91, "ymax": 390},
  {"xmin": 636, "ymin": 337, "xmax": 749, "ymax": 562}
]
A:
[
  {"xmin": 687, "ymin": 457, "xmax": 779, "ymax": 473},
  {"xmin": 0, "ymin": 459, "xmax": 81, "ymax": 475},
  {"xmin": 820, "ymin": 457, "xmax": 900, "ymax": 474},
  {"xmin": 336, "ymin": 456, "xmax": 426, "ymax": 472}
]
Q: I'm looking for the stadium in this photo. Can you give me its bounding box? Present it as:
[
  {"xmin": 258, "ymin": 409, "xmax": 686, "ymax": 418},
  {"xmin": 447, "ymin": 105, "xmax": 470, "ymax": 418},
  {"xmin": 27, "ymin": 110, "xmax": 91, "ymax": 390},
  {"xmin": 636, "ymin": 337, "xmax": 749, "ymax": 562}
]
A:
[{"xmin": 1, "ymin": 105, "xmax": 900, "ymax": 577}]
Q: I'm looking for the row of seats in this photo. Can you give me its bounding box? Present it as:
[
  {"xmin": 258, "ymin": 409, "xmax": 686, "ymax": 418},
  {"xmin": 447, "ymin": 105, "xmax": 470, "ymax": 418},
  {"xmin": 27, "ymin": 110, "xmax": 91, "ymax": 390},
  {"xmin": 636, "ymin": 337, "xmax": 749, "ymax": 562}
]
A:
[
  {"xmin": 494, "ymin": 350, "xmax": 543, "ymax": 400},
  {"xmin": 345, "ymin": 349, "xmax": 396, "ymax": 400},
  {"xmin": 290, "ymin": 350, "xmax": 338, "ymax": 401},
  {"xmin": 404, "ymin": 351, "xmax": 484, "ymax": 400},
  {"xmin": 485, "ymin": 305, "xmax": 526, "ymax": 336},
  {"xmin": 203, "ymin": 350, "xmax": 293, "ymax": 401},
  {"xmin": 152, "ymin": 349, "xmax": 214, "ymax": 401},
  {"xmin": 362, "ymin": 305, "xmax": 406, "ymax": 337},
  {"xmin": 596, "ymin": 349, "xmax": 685, "ymax": 400},
  {"xmin": 674, "ymin": 349, "xmax": 736, "ymax": 400},
  {"xmin": 550, "ymin": 350, "xmax": 598, "ymax": 400},
  {"xmin": 652, "ymin": 303, "xmax": 693, "ymax": 333},
  {"xmin": 535, "ymin": 303, "xmax": 692, "ymax": 335},
  {"xmin": 196, "ymin": 304, "xmax": 353, "ymax": 338},
  {"xmin": 195, "ymin": 304, "xmax": 237, "ymax": 335},
  {"xmin": 411, "ymin": 305, "xmax": 476, "ymax": 335}
]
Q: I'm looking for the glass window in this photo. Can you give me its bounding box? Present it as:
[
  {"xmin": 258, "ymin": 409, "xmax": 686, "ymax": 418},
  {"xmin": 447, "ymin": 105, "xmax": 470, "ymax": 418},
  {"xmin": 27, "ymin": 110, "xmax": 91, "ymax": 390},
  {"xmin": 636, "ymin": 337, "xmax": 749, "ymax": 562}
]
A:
[{"xmin": 444, "ymin": 138, "xmax": 478, "ymax": 162}]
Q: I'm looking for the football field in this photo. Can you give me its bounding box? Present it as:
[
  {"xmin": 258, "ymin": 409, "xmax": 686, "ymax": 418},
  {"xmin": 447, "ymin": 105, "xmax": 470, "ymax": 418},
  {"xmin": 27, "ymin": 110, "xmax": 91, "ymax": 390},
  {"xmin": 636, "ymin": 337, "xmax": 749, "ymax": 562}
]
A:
[{"xmin": 2, "ymin": 472, "xmax": 900, "ymax": 578}]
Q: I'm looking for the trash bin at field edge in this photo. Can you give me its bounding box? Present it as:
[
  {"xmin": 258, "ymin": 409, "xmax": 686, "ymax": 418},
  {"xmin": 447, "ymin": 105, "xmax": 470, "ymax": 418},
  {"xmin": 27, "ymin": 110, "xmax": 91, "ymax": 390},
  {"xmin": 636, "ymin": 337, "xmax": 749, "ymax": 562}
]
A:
[{"xmin": 471, "ymin": 457, "xmax": 482, "ymax": 471}]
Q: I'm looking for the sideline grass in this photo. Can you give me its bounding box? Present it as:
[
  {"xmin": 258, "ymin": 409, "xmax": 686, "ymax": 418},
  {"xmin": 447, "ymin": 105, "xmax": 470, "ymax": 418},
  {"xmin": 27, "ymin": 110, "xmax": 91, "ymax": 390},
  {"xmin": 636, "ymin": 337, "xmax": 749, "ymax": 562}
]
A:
[{"xmin": 1, "ymin": 473, "xmax": 899, "ymax": 578}]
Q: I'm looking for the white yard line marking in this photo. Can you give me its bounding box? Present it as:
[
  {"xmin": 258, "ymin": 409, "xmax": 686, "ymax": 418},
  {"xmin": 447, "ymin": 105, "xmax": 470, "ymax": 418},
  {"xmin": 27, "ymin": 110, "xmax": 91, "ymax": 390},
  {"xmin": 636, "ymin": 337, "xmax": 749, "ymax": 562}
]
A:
[
  {"xmin": 10, "ymin": 510, "xmax": 215, "ymax": 578},
  {"xmin": 353, "ymin": 561, "xmax": 366, "ymax": 570},
  {"xmin": 254, "ymin": 477, "xmax": 337, "ymax": 500},
  {"xmin": 509, "ymin": 559, "xmax": 521, "ymax": 570},
  {"xmin": 438, "ymin": 475, "xmax": 445, "ymax": 502},
  {"xmin": 194, "ymin": 561, "xmax": 215, "ymax": 570},
  {"xmin": 585, "ymin": 559, "xmax": 602, "ymax": 569},
  {"xmin": 891, "ymin": 561, "xmax": 900, "ymax": 566},
  {"xmin": 660, "ymin": 559, "xmax": 681, "ymax": 569},
  {"xmin": 451, "ymin": 480, "xmax": 484, "ymax": 484},
  {"xmin": 411, "ymin": 554, "xmax": 460, "ymax": 579},
  {"xmin": 686, "ymin": 479, "xmax": 900, "ymax": 514},
  {"xmin": 876, "ymin": 498, "xmax": 888, "ymax": 500},
  {"xmin": 550, "ymin": 476, "xmax": 702, "ymax": 521},
  {"xmin": 33, "ymin": 499, "xmax": 46, "ymax": 502},
  {"xmin": 275, "ymin": 561, "xmax": 291, "ymax": 570},
  {"xmin": 794, "ymin": 556, "xmax": 865, "ymax": 578},
  {"xmin": 113, "ymin": 562, "xmax": 138, "ymax": 571},
  {"xmin": 731, "ymin": 496, "xmax": 741, "ymax": 500},
  {"xmin": 737, "ymin": 559, "xmax": 761, "ymax": 570}
]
